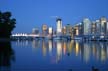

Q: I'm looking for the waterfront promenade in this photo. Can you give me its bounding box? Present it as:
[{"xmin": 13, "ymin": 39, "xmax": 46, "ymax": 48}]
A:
[{"xmin": 11, "ymin": 33, "xmax": 108, "ymax": 41}]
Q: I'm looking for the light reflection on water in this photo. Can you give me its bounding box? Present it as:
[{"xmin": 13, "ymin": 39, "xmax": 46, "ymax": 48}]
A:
[
  {"xmin": 1, "ymin": 40, "xmax": 108, "ymax": 71},
  {"xmin": 15, "ymin": 40, "xmax": 108, "ymax": 63},
  {"xmin": 16, "ymin": 40, "xmax": 108, "ymax": 62}
]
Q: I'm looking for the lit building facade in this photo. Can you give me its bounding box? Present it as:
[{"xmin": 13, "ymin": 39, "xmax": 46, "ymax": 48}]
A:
[
  {"xmin": 100, "ymin": 17, "xmax": 107, "ymax": 35},
  {"xmin": 95, "ymin": 20, "xmax": 101, "ymax": 35},
  {"xmin": 48, "ymin": 27, "xmax": 53, "ymax": 35},
  {"xmin": 106, "ymin": 22, "xmax": 108, "ymax": 36},
  {"xmin": 42, "ymin": 24, "xmax": 48, "ymax": 36},
  {"xmin": 66, "ymin": 24, "xmax": 72, "ymax": 36},
  {"xmin": 74, "ymin": 25, "xmax": 79, "ymax": 36},
  {"xmin": 82, "ymin": 18, "xmax": 91, "ymax": 35},
  {"xmin": 56, "ymin": 18, "xmax": 62, "ymax": 35},
  {"xmin": 62, "ymin": 26, "xmax": 66, "ymax": 35},
  {"xmin": 32, "ymin": 27, "xmax": 39, "ymax": 35},
  {"xmin": 91, "ymin": 21, "xmax": 96, "ymax": 35},
  {"xmin": 74, "ymin": 23, "xmax": 82, "ymax": 36}
]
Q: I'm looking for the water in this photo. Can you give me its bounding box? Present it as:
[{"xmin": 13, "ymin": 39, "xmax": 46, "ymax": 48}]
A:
[{"xmin": 0, "ymin": 40, "xmax": 108, "ymax": 71}]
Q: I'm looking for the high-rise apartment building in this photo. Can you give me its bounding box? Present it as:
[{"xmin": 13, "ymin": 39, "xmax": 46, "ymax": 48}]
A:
[
  {"xmin": 106, "ymin": 22, "xmax": 108, "ymax": 36},
  {"xmin": 91, "ymin": 21, "xmax": 96, "ymax": 35},
  {"xmin": 66, "ymin": 24, "xmax": 72, "ymax": 36},
  {"xmin": 95, "ymin": 20, "xmax": 101, "ymax": 35},
  {"xmin": 100, "ymin": 17, "xmax": 107, "ymax": 35},
  {"xmin": 82, "ymin": 18, "xmax": 91, "ymax": 35},
  {"xmin": 74, "ymin": 23, "xmax": 83, "ymax": 36}
]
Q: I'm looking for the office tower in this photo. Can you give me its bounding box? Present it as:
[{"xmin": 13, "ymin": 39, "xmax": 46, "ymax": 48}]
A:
[
  {"xmin": 48, "ymin": 27, "xmax": 53, "ymax": 35},
  {"xmin": 42, "ymin": 24, "xmax": 48, "ymax": 36},
  {"xmin": 82, "ymin": 18, "xmax": 91, "ymax": 35},
  {"xmin": 56, "ymin": 18, "xmax": 62, "ymax": 35},
  {"xmin": 100, "ymin": 17, "xmax": 107, "ymax": 35}
]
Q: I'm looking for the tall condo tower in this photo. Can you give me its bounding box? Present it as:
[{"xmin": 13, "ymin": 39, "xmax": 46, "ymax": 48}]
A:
[
  {"xmin": 56, "ymin": 18, "xmax": 62, "ymax": 35},
  {"xmin": 83, "ymin": 18, "xmax": 91, "ymax": 35}
]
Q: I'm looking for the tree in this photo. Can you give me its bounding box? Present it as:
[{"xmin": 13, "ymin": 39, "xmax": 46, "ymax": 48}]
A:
[{"xmin": 0, "ymin": 11, "xmax": 16, "ymax": 38}]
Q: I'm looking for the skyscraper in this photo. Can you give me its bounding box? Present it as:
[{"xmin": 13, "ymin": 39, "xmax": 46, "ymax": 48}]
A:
[
  {"xmin": 95, "ymin": 20, "xmax": 101, "ymax": 35},
  {"xmin": 74, "ymin": 23, "xmax": 82, "ymax": 36},
  {"xmin": 56, "ymin": 18, "xmax": 62, "ymax": 35},
  {"xmin": 66, "ymin": 24, "xmax": 72, "ymax": 36},
  {"xmin": 82, "ymin": 18, "xmax": 91, "ymax": 35},
  {"xmin": 42, "ymin": 24, "xmax": 48, "ymax": 36},
  {"xmin": 91, "ymin": 21, "xmax": 96, "ymax": 35},
  {"xmin": 74, "ymin": 24, "xmax": 79, "ymax": 36},
  {"xmin": 100, "ymin": 17, "xmax": 107, "ymax": 35},
  {"xmin": 48, "ymin": 27, "xmax": 53, "ymax": 35},
  {"xmin": 106, "ymin": 22, "xmax": 108, "ymax": 36}
]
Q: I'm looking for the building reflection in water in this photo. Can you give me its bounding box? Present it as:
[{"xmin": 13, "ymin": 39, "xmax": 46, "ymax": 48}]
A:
[
  {"xmin": 0, "ymin": 41, "xmax": 15, "ymax": 71},
  {"xmin": 107, "ymin": 43, "xmax": 108, "ymax": 59},
  {"xmin": 63, "ymin": 40, "xmax": 67, "ymax": 55},
  {"xmin": 15, "ymin": 40, "xmax": 29, "ymax": 47},
  {"xmin": 100, "ymin": 42, "xmax": 107, "ymax": 63},
  {"xmin": 14, "ymin": 39, "xmax": 108, "ymax": 64},
  {"xmin": 32, "ymin": 39, "xmax": 40, "ymax": 48},
  {"xmin": 67, "ymin": 40, "xmax": 72, "ymax": 56},
  {"xmin": 56, "ymin": 40, "xmax": 62, "ymax": 62},
  {"xmin": 42, "ymin": 40, "xmax": 48, "ymax": 56},
  {"xmin": 48, "ymin": 40, "xmax": 53, "ymax": 56},
  {"xmin": 83, "ymin": 42, "xmax": 91, "ymax": 63}
]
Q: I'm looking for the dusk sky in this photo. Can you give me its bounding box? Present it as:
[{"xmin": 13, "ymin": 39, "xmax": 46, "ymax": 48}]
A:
[{"xmin": 0, "ymin": 0, "xmax": 108, "ymax": 33}]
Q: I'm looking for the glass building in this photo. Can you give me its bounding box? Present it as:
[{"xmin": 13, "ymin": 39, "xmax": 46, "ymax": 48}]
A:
[
  {"xmin": 82, "ymin": 18, "xmax": 91, "ymax": 35},
  {"xmin": 66, "ymin": 24, "xmax": 72, "ymax": 36},
  {"xmin": 56, "ymin": 18, "xmax": 62, "ymax": 35},
  {"xmin": 95, "ymin": 20, "xmax": 101, "ymax": 35},
  {"xmin": 100, "ymin": 17, "xmax": 107, "ymax": 35}
]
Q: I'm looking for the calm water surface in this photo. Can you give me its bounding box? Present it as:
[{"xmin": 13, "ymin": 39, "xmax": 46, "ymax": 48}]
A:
[{"xmin": 0, "ymin": 40, "xmax": 108, "ymax": 71}]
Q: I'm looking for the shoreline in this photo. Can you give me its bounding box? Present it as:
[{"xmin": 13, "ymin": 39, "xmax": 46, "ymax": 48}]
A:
[{"xmin": 0, "ymin": 38, "xmax": 11, "ymax": 42}]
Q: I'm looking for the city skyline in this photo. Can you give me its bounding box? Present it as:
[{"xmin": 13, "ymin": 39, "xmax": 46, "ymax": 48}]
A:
[
  {"xmin": 1, "ymin": 0, "xmax": 108, "ymax": 33},
  {"xmin": 12, "ymin": 17, "xmax": 108, "ymax": 41}
]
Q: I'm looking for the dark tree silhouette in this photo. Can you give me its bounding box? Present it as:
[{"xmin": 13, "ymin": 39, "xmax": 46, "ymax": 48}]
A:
[
  {"xmin": 0, "ymin": 11, "xmax": 16, "ymax": 38},
  {"xmin": 0, "ymin": 41, "xmax": 15, "ymax": 67}
]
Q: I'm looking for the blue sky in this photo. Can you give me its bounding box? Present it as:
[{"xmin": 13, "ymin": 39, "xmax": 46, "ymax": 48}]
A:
[{"xmin": 0, "ymin": 0, "xmax": 108, "ymax": 33}]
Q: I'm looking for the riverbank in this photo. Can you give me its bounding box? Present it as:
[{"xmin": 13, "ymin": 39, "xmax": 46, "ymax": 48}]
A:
[{"xmin": 0, "ymin": 38, "xmax": 11, "ymax": 42}]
